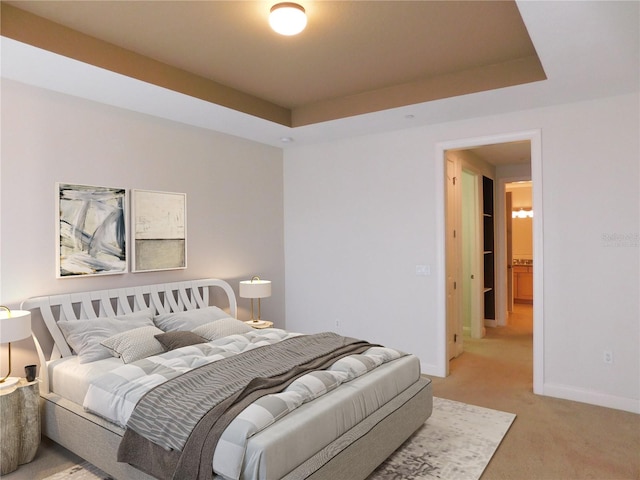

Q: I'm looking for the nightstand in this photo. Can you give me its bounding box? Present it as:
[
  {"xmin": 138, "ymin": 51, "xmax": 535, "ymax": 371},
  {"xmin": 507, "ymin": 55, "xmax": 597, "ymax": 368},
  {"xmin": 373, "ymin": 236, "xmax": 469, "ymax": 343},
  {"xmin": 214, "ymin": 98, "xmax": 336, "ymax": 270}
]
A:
[
  {"xmin": 0, "ymin": 379, "xmax": 40, "ymax": 475},
  {"xmin": 244, "ymin": 320, "xmax": 274, "ymax": 329}
]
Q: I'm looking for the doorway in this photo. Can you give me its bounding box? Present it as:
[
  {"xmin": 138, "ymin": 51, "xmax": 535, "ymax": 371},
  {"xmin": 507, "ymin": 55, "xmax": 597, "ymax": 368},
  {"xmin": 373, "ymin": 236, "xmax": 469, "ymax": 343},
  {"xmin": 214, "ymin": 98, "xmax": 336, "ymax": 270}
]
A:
[
  {"xmin": 436, "ymin": 130, "xmax": 544, "ymax": 395},
  {"xmin": 506, "ymin": 181, "xmax": 534, "ymax": 314}
]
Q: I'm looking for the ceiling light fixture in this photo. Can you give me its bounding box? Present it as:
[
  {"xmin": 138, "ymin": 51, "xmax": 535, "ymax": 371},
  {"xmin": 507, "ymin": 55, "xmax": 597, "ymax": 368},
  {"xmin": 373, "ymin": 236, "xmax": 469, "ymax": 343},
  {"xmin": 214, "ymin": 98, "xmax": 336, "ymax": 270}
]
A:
[
  {"xmin": 512, "ymin": 208, "xmax": 533, "ymax": 219},
  {"xmin": 269, "ymin": 3, "xmax": 307, "ymax": 36}
]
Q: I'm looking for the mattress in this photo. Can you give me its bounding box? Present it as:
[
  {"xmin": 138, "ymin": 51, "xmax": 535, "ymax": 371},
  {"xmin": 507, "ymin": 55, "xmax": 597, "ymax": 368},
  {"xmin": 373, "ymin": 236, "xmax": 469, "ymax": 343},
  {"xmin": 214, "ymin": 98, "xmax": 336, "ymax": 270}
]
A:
[
  {"xmin": 223, "ymin": 354, "xmax": 421, "ymax": 480},
  {"xmin": 48, "ymin": 356, "xmax": 124, "ymax": 405}
]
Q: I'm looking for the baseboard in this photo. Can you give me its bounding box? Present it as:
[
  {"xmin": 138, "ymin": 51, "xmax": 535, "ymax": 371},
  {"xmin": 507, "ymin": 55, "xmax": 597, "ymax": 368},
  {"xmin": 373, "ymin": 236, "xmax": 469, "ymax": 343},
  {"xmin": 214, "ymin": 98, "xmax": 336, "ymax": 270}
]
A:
[
  {"xmin": 543, "ymin": 382, "xmax": 640, "ymax": 414},
  {"xmin": 420, "ymin": 361, "xmax": 444, "ymax": 378}
]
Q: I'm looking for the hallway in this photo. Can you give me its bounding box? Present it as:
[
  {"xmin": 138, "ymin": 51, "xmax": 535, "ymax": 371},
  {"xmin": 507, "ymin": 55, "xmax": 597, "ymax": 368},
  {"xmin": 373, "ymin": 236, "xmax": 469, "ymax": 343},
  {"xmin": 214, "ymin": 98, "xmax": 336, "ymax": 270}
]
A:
[
  {"xmin": 428, "ymin": 304, "xmax": 639, "ymax": 479},
  {"xmin": 434, "ymin": 304, "xmax": 534, "ymax": 411}
]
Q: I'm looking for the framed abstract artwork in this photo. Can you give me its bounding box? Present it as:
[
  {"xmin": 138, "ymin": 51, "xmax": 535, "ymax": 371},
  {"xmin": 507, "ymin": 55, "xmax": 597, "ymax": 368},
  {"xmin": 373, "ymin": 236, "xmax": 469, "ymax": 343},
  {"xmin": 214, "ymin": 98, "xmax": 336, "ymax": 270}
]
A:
[
  {"xmin": 131, "ymin": 189, "xmax": 187, "ymax": 272},
  {"xmin": 57, "ymin": 183, "xmax": 127, "ymax": 277}
]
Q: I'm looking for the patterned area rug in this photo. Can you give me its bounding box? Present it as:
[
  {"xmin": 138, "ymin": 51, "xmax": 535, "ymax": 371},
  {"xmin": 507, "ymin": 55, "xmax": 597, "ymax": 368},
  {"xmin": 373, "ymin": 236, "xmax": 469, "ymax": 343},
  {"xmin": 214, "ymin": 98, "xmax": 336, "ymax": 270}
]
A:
[
  {"xmin": 42, "ymin": 462, "xmax": 113, "ymax": 480},
  {"xmin": 368, "ymin": 397, "xmax": 516, "ymax": 480},
  {"xmin": 44, "ymin": 397, "xmax": 514, "ymax": 480}
]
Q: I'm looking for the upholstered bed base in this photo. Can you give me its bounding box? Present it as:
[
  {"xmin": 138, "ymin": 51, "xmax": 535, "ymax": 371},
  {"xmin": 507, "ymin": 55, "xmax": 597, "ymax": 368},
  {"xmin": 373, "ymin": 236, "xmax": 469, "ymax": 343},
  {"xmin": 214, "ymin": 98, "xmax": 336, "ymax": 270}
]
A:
[
  {"xmin": 40, "ymin": 378, "xmax": 432, "ymax": 480},
  {"xmin": 41, "ymin": 393, "xmax": 153, "ymax": 480}
]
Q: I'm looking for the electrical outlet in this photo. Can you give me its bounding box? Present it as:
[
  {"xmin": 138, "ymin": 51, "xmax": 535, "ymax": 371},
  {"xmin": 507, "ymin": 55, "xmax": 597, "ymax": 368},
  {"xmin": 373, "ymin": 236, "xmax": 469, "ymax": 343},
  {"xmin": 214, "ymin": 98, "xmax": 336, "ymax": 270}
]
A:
[{"xmin": 603, "ymin": 350, "xmax": 613, "ymax": 364}]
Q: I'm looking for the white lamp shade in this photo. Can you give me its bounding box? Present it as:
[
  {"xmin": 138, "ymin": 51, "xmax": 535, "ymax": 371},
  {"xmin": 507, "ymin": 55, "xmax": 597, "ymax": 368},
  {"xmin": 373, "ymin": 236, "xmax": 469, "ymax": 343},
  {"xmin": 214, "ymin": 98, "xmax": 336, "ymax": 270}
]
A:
[
  {"xmin": 239, "ymin": 279, "xmax": 272, "ymax": 299},
  {"xmin": 0, "ymin": 310, "xmax": 32, "ymax": 343}
]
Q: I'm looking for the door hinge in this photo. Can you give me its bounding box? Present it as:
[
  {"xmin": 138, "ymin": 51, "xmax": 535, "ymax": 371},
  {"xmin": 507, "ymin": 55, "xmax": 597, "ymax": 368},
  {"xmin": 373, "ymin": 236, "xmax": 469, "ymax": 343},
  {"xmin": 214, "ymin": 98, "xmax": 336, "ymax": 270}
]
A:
[
  {"xmin": 453, "ymin": 281, "xmax": 457, "ymax": 289},
  {"xmin": 453, "ymin": 176, "xmax": 457, "ymax": 185},
  {"xmin": 453, "ymin": 229, "xmax": 457, "ymax": 238},
  {"xmin": 454, "ymin": 333, "xmax": 458, "ymax": 342}
]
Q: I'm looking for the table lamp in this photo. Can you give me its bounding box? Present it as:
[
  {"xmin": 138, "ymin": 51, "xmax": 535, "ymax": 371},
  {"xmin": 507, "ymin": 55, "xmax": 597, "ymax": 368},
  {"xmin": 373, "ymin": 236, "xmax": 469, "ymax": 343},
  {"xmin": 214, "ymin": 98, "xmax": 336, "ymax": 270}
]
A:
[
  {"xmin": 239, "ymin": 276, "xmax": 272, "ymax": 324},
  {"xmin": 0, "ymin": 306, "xmax": 32, "ymax": 389}
]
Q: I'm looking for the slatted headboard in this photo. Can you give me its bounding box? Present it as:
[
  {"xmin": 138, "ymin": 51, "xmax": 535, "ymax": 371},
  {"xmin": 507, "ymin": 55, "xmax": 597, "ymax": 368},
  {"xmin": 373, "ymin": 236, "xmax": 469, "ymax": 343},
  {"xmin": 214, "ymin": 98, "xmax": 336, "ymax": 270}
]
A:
[{"xmin": 21, "ymin": 278, "xmax": 237, "ymax": 394}]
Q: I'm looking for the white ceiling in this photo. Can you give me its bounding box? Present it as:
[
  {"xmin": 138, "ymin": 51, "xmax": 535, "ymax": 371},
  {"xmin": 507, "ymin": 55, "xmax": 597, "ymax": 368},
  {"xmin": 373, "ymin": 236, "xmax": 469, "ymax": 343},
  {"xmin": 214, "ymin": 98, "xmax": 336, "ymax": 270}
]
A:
[
  {"xmin": 463, "ymin": 141, "xmax": 532, "ymax": 167},
  {"xmin": 2, "ymin": 1, "xmax": 639, "ymax": 151}
]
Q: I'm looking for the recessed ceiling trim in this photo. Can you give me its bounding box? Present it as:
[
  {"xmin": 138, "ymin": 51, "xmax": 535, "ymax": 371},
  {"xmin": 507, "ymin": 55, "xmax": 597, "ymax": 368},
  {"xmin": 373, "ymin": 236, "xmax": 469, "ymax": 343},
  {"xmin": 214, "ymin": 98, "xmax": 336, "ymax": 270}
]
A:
[
  {"xmin": 1, "ymin": 3, "xmax": 292, "ymax": 127},
  {"xmin": 292, "ymin": 55, "xmax": 546, "ymax": 127}
]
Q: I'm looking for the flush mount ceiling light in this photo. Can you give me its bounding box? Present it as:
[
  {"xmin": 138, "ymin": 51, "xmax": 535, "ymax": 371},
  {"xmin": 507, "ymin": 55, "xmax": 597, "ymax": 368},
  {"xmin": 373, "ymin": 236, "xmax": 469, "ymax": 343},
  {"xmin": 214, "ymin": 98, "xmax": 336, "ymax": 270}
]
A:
[{"xmin": 269, "ymin": 2, "xmax": 307, "ymax": 36}]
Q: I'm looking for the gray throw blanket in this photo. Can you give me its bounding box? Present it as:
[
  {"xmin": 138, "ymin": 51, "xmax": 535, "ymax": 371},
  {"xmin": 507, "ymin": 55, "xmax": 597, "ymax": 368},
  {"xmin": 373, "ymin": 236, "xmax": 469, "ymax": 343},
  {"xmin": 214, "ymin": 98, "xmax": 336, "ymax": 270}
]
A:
[{"xmin": 118, "ymin": 332, "xmax": 375, "ymax": 480}]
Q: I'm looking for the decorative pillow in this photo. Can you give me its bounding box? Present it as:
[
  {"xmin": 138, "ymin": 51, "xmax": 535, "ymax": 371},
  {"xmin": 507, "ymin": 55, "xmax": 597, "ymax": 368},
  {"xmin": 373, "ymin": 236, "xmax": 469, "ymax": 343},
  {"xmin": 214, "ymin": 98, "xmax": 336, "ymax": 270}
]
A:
[
  {"xmin": 153, "ymin": 306, "xmax": 230, "ymax": 332},
  {"xmin": 58, "ymin": 309, "xmax": 155, "ymax": 364},
  {"xmin": 192, "ymin": 317, "xmax": 252, "ymax": 341},
  {"xmin": 101, "ymin": 325, "xmax": 165, "ymax": 363},
  {"xmin": 154, "ymin": 331, "xmax": 206, "ymax": 351}
]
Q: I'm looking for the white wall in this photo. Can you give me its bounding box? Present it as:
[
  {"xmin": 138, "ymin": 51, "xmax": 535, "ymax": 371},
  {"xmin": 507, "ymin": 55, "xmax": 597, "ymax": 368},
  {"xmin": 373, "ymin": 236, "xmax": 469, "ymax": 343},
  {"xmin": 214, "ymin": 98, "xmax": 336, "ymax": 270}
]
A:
[
  {"xmin": 284, "ymin": 127, "xmax": 439, "ymax": 367},
  {"xmin": 1, "ymin": 80, "xmax": 285, "ymax": 370},
  {"xmin": 284, "ymin": 93, "xmax": 639, "ymax": 413}
]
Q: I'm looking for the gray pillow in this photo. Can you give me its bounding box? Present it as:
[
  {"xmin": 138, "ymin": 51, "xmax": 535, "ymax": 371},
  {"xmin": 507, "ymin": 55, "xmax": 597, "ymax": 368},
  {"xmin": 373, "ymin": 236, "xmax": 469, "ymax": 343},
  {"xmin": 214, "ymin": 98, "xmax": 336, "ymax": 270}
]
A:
[
  {"xmin": 101, "ymin": 325, "xmax": 165, "ymax": 363},
  {"xmin": 192, "ymin": 317, "xmax": 252, "ymax": 341},
  {"xmin": 155, "ymin": 331, "xmax": 206, "ymax": 351},
  {"xmin": 58, "ymin": 309, "xmax": 154, "ymax": 364},
  {"xmin": 153, "ymin": 306, "xmax": 230, "ymax": 332}
]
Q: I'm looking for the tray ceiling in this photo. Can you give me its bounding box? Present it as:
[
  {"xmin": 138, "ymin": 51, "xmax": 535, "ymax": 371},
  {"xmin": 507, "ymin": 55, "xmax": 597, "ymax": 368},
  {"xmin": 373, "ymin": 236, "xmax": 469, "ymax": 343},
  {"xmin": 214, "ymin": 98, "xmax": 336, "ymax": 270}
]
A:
[{"xmin": 1, "ymin": 1, "xmax": 546, "ymax": 127}]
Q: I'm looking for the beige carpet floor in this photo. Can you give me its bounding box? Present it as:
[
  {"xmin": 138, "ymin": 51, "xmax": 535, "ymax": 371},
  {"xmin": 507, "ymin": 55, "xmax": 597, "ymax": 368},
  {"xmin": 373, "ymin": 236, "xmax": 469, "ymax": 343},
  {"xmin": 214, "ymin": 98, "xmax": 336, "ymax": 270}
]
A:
[{"xmin": 429, "ymin": 304, "xmax": 640, "ymax": 480}]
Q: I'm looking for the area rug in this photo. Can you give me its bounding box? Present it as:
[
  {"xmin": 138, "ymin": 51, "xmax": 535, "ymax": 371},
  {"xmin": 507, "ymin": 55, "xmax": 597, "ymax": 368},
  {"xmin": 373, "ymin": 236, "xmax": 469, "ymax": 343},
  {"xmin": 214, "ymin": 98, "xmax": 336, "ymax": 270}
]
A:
[
  {"xmin": 43, "ymin": 397, "xmax": 515, "ymax": 480},
  {"xmin": 42, "ymin": 462, "xmax": 113, "ymax": 480},
  {"xmin": 368, "ymin": 397, "xmax": 516, "ymax": 480}
]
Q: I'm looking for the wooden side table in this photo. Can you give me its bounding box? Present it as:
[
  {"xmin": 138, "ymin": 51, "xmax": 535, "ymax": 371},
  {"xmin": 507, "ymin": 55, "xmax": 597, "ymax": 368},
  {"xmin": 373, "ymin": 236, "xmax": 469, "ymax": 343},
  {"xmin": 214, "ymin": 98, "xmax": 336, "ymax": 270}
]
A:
[{"xmin": 0, "ymin": 379, "xmax": 40, "ymax": 475}]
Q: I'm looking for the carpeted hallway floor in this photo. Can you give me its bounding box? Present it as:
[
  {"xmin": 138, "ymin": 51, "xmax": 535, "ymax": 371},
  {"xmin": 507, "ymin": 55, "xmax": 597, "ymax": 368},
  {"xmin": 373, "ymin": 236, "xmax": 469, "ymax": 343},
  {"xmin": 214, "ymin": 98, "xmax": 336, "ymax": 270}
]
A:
[{"xmin": 428, "ymin": 304, "xmax": 639, "ymax": 480}]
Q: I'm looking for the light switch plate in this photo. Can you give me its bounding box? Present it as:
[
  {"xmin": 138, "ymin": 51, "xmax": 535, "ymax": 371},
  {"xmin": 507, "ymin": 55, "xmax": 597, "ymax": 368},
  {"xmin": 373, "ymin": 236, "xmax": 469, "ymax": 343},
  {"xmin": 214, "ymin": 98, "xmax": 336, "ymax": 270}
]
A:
[{"xmin": 416, "ymin": 264, "xmax": 431, "ymax": 276}]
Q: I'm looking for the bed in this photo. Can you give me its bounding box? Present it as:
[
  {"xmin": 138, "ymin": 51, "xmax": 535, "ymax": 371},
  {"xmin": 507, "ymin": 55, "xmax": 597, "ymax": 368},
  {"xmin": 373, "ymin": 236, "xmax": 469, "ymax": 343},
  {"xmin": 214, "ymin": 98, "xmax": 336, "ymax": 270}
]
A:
[{"xmin": 21, "ymin": 278, "xmax": 432, "ymax": 480}]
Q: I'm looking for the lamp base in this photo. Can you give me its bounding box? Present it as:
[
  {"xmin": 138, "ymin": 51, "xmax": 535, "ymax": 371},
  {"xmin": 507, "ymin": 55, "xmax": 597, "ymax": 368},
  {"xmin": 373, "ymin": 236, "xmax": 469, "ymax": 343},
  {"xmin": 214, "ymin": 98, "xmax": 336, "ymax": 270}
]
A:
[
  {"xmin": 244, "ymin": 320, "xmax": 273, "ymax": 329},
  {"xmin": 0, "ymin": 377, "xmax": 21, "ymax": 389}
]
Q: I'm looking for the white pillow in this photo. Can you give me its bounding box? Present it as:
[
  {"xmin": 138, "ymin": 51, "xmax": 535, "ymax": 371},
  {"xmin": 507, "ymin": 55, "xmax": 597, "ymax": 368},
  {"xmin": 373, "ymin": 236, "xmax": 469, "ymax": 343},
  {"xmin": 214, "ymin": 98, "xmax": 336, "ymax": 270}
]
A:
[
  {"xmin": 101, "ymin": 325, "xmax": 165, "ymax": 364},
  {"xmin": 153, "ymin": 306, "xmax": 230, "ymax": 332},
  {"xmin": 58, "ymin": 309, "xmax": 155, "ymax": 364},
  {"xmin": 192, "ymin": 317, "xmax": 252, "ymax": 341}
]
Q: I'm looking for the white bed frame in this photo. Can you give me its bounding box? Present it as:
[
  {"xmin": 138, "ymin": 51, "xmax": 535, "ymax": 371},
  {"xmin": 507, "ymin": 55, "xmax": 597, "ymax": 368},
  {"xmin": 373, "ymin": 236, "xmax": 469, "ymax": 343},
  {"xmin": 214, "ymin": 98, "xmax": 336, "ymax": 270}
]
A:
[{"xmin": 21, "ymin": 278, "xmax": 432, "ymax": 480}]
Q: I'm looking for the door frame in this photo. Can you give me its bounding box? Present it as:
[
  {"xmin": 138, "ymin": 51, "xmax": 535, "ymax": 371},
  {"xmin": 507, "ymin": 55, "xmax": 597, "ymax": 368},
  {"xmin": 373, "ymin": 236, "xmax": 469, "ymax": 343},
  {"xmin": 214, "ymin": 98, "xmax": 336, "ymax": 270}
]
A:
[
  {"xmin": 505, "ymin": 191, "xmax": 514, "ymax": 313},
  {"xmin": 435, "ymin": 129, "xmax": 544, "ymax": 394}
]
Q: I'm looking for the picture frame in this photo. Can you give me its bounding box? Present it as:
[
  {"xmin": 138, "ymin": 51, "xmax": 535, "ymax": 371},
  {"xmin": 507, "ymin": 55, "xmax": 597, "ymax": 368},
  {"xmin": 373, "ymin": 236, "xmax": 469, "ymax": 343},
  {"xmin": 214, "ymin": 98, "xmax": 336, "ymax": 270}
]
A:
[
  {"xmin": 57, "ymin": 183, "xmax": 127, "ymax": 278},
  {"xmin": 131, "ymin": 189, "xmax": 187, "ymax": 272}
]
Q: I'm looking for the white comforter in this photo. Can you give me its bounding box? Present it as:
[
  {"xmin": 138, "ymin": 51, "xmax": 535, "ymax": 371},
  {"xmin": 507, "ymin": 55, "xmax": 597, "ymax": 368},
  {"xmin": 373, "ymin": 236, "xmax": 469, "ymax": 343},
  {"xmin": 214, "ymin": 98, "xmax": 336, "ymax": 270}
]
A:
[{"xmin": 83, "ymin": 329, "xmax": 405, "ymax": 480}]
